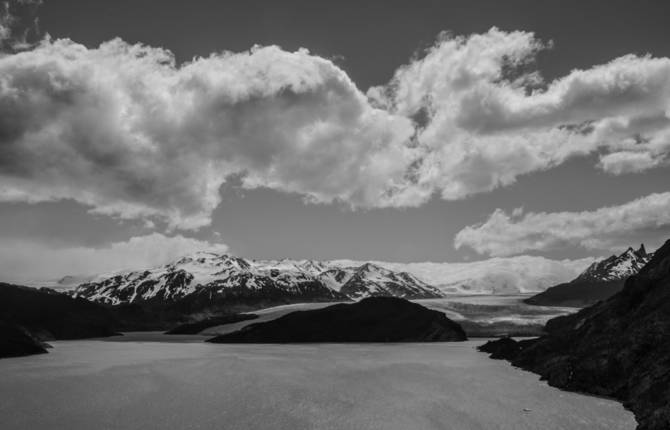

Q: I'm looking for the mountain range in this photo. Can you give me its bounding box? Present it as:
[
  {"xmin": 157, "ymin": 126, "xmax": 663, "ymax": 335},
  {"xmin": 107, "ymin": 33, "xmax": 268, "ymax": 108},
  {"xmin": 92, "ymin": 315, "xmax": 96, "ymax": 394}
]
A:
[
  {"xmin": 525, "ymin": 244, "xmax": 652, "ymax": 307},
  {"xmin": 71, "ymin": 253, "xmax": 443, "ymax": 312}
]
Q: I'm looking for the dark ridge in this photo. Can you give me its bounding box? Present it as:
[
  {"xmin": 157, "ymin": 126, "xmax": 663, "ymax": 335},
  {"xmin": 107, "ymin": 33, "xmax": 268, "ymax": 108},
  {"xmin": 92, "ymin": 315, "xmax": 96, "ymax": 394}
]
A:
[
  {"xmin": 0, "ymin": 282, "xmax": 119, "ymax": 340},
  {"xmin": 525, "ymin": 243, "xmax": 652, "ymax": 307},
  {"xmin": 208, "ymin": 297, "xmax": 466, "ymax": 343},
  {"xmin": 0, "ymin": 321, "xmax": 49, "ymax": 359},
  {"xmin": 524, "ymin": 279, "xmax": 625, "ymax": 307},
  {"xmin": 479, "ymin": 238, "xmax": 670, "ymax": 430},
  {"xmin": 165, "ymin": 313, "xmax": 258, "ymax": 334}
]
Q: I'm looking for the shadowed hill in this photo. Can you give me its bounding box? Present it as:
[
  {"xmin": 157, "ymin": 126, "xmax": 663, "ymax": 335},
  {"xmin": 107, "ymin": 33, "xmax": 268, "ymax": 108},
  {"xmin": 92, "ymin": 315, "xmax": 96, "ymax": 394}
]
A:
[
  {"xmin": 208, "ymin": 297, "xmax": 466, "ymax": 343},
  {"xmin": 0, "ymin": 321, "xmax": 48, "ymax": 359},
  {"xmin": 0, "ymin": 282, "xmax": 119, "ymax": 341}
]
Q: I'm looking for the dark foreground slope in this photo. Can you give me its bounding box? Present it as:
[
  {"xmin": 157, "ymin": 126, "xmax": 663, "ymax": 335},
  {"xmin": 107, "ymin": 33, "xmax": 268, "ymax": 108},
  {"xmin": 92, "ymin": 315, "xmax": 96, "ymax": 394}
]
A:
[
  {"xmin": 0, "ymin": 321, "xmax": 48, "ymax": 359},
  {"xmin": 0, "ymin": 283, "xmax": 119, "ymax": 341},
  {"xmin": 479, "ymin": 239, "xmax": 670, "ymax": 430},
  {"xmin": 524, "ymin": 279, "xmax": 625, "ymax": 307},
  {"xmin": 208, "ymin": 297, "xmax": 466, "ymax": 343}
]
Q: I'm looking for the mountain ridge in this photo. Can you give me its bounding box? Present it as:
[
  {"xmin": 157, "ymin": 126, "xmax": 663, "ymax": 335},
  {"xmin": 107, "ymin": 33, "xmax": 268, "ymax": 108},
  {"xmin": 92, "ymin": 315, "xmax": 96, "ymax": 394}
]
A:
[
  {"xmin": 71, "ymin": 252, "xmax": 443, "ymax": 310},
  {"xmin": 479, "ymin": 238, "xmax": 670, "ymax": 430},
  {"xmin": 525, "ymin": 244, "xmax": 653, "ymax": 307}
]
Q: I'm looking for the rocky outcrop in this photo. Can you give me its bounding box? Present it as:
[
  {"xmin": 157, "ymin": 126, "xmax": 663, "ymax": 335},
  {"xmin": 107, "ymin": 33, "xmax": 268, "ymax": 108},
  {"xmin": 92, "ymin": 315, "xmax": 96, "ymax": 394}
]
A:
[
  {"xmin": 207, "ymin": 297, "xmax": 466, "ymax": 343},
  {"xmin": 480, "ymin": 239, "xmax": 670, "ymax": 430}
]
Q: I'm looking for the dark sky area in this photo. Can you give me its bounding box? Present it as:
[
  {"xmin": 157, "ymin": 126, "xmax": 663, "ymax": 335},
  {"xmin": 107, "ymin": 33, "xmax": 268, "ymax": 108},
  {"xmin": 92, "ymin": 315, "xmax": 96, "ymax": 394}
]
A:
[{"xmin": 38, "ymin": 0, "xmax": 670, "ymax": 89}]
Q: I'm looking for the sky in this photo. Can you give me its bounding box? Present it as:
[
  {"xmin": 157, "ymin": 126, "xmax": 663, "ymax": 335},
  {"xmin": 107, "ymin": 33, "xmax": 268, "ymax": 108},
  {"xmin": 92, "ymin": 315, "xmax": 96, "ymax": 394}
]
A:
[{"xmin": 1, "ymin": 0, "xmax": 670, "ymax": 279}]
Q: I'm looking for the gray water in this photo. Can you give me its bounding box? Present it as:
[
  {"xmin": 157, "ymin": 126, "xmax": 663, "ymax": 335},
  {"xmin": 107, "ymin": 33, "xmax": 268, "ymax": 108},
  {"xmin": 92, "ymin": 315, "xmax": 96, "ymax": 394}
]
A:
[{"xmin": 0, "ymin": 337, "xmax": 635, "ymax": 430}]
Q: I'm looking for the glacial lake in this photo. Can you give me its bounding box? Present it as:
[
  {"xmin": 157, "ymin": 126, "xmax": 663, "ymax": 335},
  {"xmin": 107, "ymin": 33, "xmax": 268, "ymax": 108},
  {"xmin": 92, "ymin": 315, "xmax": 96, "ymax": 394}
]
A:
[{"xmin": 0, "ymin": 336, "xmax": 635, "ymax": 430}]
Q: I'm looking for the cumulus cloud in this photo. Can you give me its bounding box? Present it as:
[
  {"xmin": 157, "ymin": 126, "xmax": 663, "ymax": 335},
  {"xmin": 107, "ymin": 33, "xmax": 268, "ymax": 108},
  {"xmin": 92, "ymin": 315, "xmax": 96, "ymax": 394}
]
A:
[
  {"xmin": 0, "ymin": 233, "xmax": 229, "ymax": 282},
  {"xmin": 0, "ymin": 38, "xmax": 417, "ymax": 229},
  {"xmin": 370, "ymin": 30, "xmax": 670, "ymax": 200},
  {"xmin": 454, "ymin": 192, "xmax": 670, "ymax": 256},
  {"xmin": 1, "ymin": 27, "xmax": 670, "ymax": 230}
]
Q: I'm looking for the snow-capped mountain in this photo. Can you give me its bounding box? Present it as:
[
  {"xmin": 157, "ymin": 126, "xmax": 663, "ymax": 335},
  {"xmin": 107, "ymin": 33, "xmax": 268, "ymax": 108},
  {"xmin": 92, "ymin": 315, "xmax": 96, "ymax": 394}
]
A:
[
  {"xmin": 337, "ymin": 263, "xmax": 442, "ymax": 299},
  {"xmin": 525, "ymin": 244, "xmax": 654, "ymax": 307},
  {"xmin": 330, "ymin": 256, "xmax": 595, "ymax": 295},
  {"xmin": 575, "ymin": 244, "xmax": 652, "ymax": 282},
  {"xmin": 71, "ymin": 252, "xmax": 443, "ymax": 307}
]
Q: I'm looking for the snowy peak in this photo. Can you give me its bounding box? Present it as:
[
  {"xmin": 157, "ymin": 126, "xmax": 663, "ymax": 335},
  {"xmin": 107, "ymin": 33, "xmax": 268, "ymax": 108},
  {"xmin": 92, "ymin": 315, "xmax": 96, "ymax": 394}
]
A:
[
  {"xmin": 576, "ymin": 244, "xmax": 653, "ymax": 283},
  {"xmin": 339, "ymin": 263, "xmax": 443, "ymax": 300},
  {"xmin": 72, "ymin": 253, "xmax": 445, "ymax": 306}
]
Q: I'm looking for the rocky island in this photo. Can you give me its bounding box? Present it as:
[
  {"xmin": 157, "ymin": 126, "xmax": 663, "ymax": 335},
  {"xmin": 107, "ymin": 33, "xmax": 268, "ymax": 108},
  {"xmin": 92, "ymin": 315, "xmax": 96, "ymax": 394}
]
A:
[{"xmin": 208, "ymin": 296, "xmax": 467, "ymax": 343}]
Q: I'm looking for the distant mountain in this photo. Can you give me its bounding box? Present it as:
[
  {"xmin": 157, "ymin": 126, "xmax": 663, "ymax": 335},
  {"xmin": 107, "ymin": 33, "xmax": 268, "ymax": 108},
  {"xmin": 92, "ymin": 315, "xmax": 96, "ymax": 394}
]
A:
[
  {"xmin": 336, "ymin": 263, "xmax": 442, "ymax": 299},
  {"xmin": 208, "ymin": 297, "xmax": 466, "ymax": 343},
  {"xmin": 71, "ymin": 253, "xmax": 443, "ymax": 312},
  {"xmin": 332, "ymin": 256, "xmax": 594, "ymax": 295},
  {"xmin": 525, "ymin": 244, "xmax": 653, "ymax": 307},
  {"xmin": 479, "ymin": 239, "xmax": 670, "ymax": 430}
]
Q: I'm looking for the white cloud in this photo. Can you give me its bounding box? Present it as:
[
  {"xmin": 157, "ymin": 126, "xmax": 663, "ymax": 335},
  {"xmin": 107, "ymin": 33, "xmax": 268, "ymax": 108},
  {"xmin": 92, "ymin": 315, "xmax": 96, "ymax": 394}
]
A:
[
  {"xmin": 0, "ymin": 38, "xmax": 418, "ymax": 229},
  {"xmin": 598, "ymin": 151, "xmax": 665, "ymax": 175},
  {"xmin": 370, "ymin": 29, "xmax": 670, "ymax": 200},
  {"xmin": 0, "ymin": 233, "xmax": 229, "ymax": 282},
  {"xmin": 1, "ymin": 28, "xmax": 670, "ymax": 230},
  {"xmin": 454, "ymin": 192, "xmax": 670, "ymax": 256}
]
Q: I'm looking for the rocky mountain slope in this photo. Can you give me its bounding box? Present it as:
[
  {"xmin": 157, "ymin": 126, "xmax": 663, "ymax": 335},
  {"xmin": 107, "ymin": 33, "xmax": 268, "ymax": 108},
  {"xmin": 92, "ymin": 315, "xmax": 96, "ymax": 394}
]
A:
[
  {"xmin": 71, "ymin": 253, "xmax": 443, "ymax": 312},
  {"xmin": 525, "ymin": 244, "xmax": 652, "ymax": 307},
  {"xmin": 208, "ymin": 297, "xmax": 467, "ymax": 343},
  {"xmin": 480, "ymin": 239, "xmax": 670, "ymax": 430}
]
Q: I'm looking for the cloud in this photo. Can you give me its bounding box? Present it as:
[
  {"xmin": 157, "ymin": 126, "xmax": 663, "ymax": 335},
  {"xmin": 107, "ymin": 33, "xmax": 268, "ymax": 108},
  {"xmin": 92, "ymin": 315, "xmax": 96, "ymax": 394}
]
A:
[
  {"xmin": 454, "ymin": 192, "xmax": 670, "ymax": 256},
  {"xmin": 0, "ymin": 233, "xmax": 229, "ymax": 282},
  {"xmin": 1, "ymin": 28, "xmax": 670, "ymax": 230},
  {"xmin": 597, "ymin": 151, "xmax": 666, "ymax": 175},
  {"xmin": 0, "ymin": 0, "xmax": 41, "ymax": 51},
  {"xmin": 0, "ymin": 38, "xmax": 417, "ymax": 229},
  {"xmin": 370, "ymin": 29, "xmax": 670, "ymax": 200}
]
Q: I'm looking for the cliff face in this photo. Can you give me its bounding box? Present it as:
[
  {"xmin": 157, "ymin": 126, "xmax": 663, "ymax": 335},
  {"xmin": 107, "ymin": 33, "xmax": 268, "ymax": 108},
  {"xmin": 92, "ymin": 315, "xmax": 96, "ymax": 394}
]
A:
[{"xmin": 480, "ymin": 239, "xmax": 670, "ymax": 430}]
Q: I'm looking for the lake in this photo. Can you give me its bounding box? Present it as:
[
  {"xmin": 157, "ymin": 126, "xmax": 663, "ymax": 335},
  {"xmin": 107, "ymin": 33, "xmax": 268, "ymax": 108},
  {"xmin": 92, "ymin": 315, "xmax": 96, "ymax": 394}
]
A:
[{"xmin": 0, "ymin": 336, "xmax": 634, "ymax": 429}]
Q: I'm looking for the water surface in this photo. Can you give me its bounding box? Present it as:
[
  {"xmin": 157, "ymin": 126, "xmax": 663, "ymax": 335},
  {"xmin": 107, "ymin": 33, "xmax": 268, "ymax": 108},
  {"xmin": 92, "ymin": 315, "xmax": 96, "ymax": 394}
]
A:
[{"xmin": 0, "ymin": 338, "xmax": 634, "ymax": 430}]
